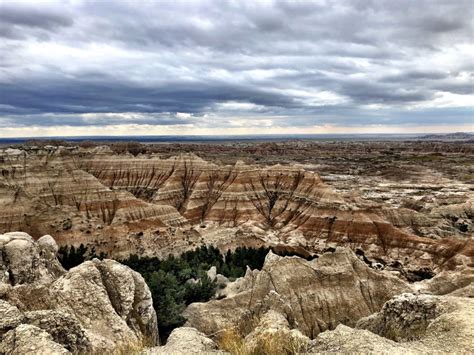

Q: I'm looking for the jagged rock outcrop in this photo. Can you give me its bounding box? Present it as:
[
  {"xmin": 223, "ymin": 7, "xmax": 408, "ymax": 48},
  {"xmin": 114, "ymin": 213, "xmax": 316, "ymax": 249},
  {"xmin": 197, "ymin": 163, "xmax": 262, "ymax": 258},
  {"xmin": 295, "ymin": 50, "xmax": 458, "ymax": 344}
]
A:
[
  {"xmin": 184, "ymin": 248, "xmax": 410, "ymax": 339},
  {"xmin": 0, "ymin": 232, "xmax": 158, "ymax": 353},
  {"xmin": 23, "ymin": 310, "xmax": 91, "ymax": 353},
  {"xmin": 145, "ymin": 327, "xmax": 218, "ymax": 354},
  {"xmin": 356, "ymin": 293, "xmax": 442, "ymax": 341},
  {"xmin": 0, "ymin": 232, "xmax": 65, "ymax": 286},
  {"xmin": 309, "ymin": 293, "xmax": 474, "ymax": 354},
  {"xmin": 0, "ymin": 324, "xmax": 70, "ymax": 354},
  {"xmin": 182, "ymin": 251, "xmax": 473, "ymax": 353},
  {"xmin": 415, "ymin": 267, "xmax": 474, "ymax": 296},
  {"xmin": 45, "ymin": 259, "xmax": 158, "ymax": 350},
  {"xmin": 243, "ymin": 310, "xmax": 311, "ymax": 353},
  {"xmin": 1, "ymin": 149, "xmax": 471, "ymax": 270}
]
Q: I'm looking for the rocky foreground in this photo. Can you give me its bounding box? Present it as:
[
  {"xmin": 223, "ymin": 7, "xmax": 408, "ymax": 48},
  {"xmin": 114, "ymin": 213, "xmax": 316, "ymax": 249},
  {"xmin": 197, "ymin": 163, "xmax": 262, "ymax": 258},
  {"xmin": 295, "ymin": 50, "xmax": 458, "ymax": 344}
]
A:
[
  {"xmin": 0, "ymin": 232, "xmax": 158, "ymax": 353},
  {"xmin": 1, "ymin": 232, "xmax": 473, "ymax": 354}
]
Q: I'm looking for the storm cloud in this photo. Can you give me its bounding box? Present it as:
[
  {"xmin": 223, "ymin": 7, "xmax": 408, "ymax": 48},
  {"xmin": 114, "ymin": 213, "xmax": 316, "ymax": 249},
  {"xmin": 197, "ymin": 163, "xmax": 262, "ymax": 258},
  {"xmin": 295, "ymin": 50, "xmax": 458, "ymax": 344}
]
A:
[{"xmin": 0, "ymin": 0, "xmax": 472, "ymax": 136}]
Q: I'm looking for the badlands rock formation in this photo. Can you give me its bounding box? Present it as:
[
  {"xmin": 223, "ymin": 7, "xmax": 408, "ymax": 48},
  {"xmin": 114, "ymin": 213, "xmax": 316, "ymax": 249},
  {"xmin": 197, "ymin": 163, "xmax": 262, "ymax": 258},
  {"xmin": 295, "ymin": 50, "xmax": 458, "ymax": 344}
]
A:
[
  {"xmin": 310, "ymin": 293, "xmax": 474, "ymax": 353},
  {"xmin": 0, "ymin": 142, "xmax": 471, "ymax": 353},
  {"xmin": 0, "ymin": 230, "xmax": 472, "ymax": 353},
  {"xmin": 159, "ymin": 293, "xmax": 474, "ymax": 354},
  {"xmin": 145, "ymin": 327, "xmax": 218, "ymax": 354},
  {"xmin": 184, "ymin": 248, "xmax": 411, "ymax": 338},
  {"xmin": 0, "ymin": 147, "xmax": 471, "ymax": 273},
  {"xmin": 0, "ymin": 232, "xmax": 158, "ymax": 353},
  {"xmin": 156, "ymin": 252, "xmax": 473, "ymax": 354}
]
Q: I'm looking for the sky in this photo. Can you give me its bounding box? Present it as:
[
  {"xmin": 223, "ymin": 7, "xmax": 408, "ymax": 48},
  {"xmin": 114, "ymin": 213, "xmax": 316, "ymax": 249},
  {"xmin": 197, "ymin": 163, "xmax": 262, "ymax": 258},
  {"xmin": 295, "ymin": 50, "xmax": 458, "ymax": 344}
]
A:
[{"xmin": 0, "ymin": 0, "xmax": 473, "ymax": 137}]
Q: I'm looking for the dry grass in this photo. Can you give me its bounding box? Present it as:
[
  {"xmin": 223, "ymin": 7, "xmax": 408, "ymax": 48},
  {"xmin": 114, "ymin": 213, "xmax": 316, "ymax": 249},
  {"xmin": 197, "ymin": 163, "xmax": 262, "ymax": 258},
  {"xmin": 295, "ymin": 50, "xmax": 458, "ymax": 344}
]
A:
[
  {"xmin": 110, "ymin": 341, "xmax": 145, "ymax": 355},
  {"xmin": 217, "ymin": 328, "xmax": 310, "ymax": 355},
  {"xmin": 105, "ymin": 335, "xmax": 154, "ymax": 355},
  {"xmin": 218, "ymin": 328, "xmax": 248, "ymax": 355}
]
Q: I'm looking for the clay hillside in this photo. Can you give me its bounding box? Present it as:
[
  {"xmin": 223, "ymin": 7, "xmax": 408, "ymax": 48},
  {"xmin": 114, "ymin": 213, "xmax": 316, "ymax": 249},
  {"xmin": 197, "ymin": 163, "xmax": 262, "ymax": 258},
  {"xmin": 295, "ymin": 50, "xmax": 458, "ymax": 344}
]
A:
[
  {"xmin": 0, "ymin": 141, "xmax": 472, "ymax": 354},
  {"xmin": 0, "ymin": 145, "xmax": 471, "ymax": 273}
]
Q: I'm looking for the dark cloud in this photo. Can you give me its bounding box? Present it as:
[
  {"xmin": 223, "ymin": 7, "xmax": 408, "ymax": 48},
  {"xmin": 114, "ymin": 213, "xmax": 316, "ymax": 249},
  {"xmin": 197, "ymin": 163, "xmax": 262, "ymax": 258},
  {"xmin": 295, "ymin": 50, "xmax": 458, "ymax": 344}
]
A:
[
  {"xmin": 0, "ymin": 2, "xmax": 73, "ymax": 39},
  {"xmin": 0, "ymin": 75, "xmax": 301, "ymax": 116},
  {"xmin": 381, "ymin": 71, "xmax": 448, "ymax": 83},
  {"xmin": 0, "ymin": 4, "xmax": 72, "ymax": 29},
  {"xmin": 0, "ymin": 0, "xmax": 472, "ymax": 132},
  {"xmin": 0, "ymin": 112, "xmax": 191, "ymax": 128}
]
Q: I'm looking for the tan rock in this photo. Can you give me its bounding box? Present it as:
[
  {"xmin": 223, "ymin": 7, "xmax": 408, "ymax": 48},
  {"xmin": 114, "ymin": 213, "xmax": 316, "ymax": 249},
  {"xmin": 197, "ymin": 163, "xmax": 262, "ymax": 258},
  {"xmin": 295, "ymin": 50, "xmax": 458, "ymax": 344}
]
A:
[
  {"xmin": 49, "ymin": 258, "xmax": 158, "ymax": 351},
  {"xmin": 145, "ymin": 327, "xmax": 217, "ymax": 354},
  {"xmin": 313, "ymin": 293, "xmax": 474, "ymax": 354},
  {"xmin": 0, "ymin": 300, "xmax": 24, "ymax": 337},
  {"xmin": 24, "ymin": 310, "xmax": 92, "ymax": 353},
  {"xmin": 415, "ymin": 267, "xmax": 474, "ymax": 296},
  {"xmin": 0, "ymin": 233, "xmax": 159, "ymax": 353},
  {"xmin": 356, "ymin": 293, "xmax": 442, "ymax": 341},
  {"xmin": 184, "ymin": 248, "xmax": 410, "ymax": 338},
  {"xmin": 2, "ymin": 152, "xmax": 470, "ymax": 269},
  {"xmin": 244, "ymin": 310, "xmax": 311, "ymax": 353},
  {"xmin": 309, "ymin": 324, "xmax": 406, "ymax": 354},
  {"xmin": 0, "ymin": 232, "xmax": 65, "ymax": 286},
  {"xmin": 0, "ymin": 324, "xmax": 70, "ymax": 354}
]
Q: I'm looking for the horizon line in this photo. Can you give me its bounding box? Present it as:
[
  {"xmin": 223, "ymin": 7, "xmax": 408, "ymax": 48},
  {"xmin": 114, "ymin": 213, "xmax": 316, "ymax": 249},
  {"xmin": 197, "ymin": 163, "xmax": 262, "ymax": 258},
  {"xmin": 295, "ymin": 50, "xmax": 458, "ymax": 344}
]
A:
[{"xmin": 1, "ymin": 132, "xmax": 472, "ymax": 141}]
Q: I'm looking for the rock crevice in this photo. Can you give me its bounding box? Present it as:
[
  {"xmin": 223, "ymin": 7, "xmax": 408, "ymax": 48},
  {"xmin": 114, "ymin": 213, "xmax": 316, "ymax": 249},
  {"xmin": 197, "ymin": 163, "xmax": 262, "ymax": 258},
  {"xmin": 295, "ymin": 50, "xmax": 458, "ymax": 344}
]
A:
[{"xmin": 0, "ymin": 232, "xmax": 159, "ymax": 353}]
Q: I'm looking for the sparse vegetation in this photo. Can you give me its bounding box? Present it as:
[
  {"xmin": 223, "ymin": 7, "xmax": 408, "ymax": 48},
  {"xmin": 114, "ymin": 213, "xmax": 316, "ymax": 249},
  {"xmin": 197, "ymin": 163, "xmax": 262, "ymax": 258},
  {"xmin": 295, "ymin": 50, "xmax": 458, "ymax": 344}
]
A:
[
  {"xmin": 58, "ymin": 244, "xmax": 271, "ymax": 342},
  {"xmin": 121, "ymin": 246, "xmax": 270, "ymax": 341},
  {"xmin": 218, "ymin": 327, "xmax": 310, "ymax": 355},
  {"xmin": 57, "ymin": 244, "xmax": 320, "ymax": 344},
  {"xmin": 58, "ymin": 244, "xmax": 106, "ymax": 270}
]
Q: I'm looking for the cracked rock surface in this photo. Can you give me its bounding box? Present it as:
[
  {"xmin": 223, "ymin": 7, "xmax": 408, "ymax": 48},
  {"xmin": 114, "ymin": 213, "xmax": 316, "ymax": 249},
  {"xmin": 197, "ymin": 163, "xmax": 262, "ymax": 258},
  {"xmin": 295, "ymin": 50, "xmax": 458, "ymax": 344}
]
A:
[
  {"xmin": 0, "ymin": 232, "xmax": 158, "ymax": 353},
  {"xmin": 184, "ymin": 248, "xmax": 410, "ymax": 338}
]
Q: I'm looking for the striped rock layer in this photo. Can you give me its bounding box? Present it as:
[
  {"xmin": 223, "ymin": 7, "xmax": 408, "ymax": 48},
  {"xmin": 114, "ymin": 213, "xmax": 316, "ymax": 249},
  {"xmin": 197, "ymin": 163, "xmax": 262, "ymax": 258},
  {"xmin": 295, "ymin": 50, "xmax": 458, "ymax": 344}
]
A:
[{"xmin": 0, "ymin": 149, "xmax": 472, "ymax": 269}]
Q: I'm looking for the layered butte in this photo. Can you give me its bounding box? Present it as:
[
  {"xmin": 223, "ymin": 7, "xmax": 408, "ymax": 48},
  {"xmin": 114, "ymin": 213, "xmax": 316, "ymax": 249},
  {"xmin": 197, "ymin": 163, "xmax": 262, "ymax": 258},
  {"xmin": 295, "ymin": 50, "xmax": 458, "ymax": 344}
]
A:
[{"xmin": 0, "ymin": 147, "xmax": 472, "ymax": 272}]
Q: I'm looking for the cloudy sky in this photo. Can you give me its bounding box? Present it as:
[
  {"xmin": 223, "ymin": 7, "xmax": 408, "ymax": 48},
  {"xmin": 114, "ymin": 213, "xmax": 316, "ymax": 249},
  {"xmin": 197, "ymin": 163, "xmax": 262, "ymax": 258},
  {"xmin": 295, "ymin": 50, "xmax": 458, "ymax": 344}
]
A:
[{"xmin": 0, "ymin": 0, "xmax": 472, "ymax": 137}]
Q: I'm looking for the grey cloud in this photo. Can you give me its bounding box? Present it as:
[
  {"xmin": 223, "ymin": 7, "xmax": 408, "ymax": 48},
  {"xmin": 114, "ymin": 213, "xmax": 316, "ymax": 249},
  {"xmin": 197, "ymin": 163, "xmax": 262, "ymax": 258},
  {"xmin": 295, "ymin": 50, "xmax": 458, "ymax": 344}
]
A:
[
  {"xmin": 0, "ymin": 113, "xmax": 191, "ymax": 128},
  {"xmin": 0, "ymin": 73, "xmax": 301, "ymax": 116},
  {"xmin": 0, "ymin": 3, "xmax": 73, "ymax": 40},
  {"xmin": 381, "ymin": 71, "xmax": 448, "ymax": 83},
  {"xmin": 0, "ymin": 0, "xmax": 472, "ymax": 131}
]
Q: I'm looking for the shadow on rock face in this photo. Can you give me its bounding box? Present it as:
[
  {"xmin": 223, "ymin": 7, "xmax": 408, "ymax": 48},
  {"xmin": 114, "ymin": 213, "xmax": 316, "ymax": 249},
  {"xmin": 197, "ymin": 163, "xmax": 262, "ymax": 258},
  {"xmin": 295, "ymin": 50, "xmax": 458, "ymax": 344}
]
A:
[{"xmin": 0, "ymin": 232, "xmax": 159, "ymax": 353}]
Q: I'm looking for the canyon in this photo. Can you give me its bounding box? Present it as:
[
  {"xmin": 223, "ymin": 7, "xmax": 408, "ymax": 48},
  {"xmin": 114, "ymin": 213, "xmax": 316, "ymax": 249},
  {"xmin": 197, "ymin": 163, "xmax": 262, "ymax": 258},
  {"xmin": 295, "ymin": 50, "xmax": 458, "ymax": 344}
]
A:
[
  {"xmin": 0, "ymin": 139, "xmax": 472, "ymax": 353},
  {"xmin": 0, "ymin": 232, "xmax": 472, "ymax": 354}
]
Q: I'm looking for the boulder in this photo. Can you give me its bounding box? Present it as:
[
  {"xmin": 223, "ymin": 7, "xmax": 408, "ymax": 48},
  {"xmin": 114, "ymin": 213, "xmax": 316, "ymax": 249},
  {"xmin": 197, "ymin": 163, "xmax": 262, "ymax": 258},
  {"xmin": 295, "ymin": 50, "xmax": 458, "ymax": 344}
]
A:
[
  {"xmin": 145, "ymin": 327, "xmax": 218, "ymax": 354},
  {"xmin": 24, "ymin": 310, "xmax": 91, "ymax": 353},
  {"xmin": 0, "ymin": 324, "xmax": 69, "ymax": 354},
  {"xmin": 312, "ymin": 293, "xmax": 474, "ymax": 354},
  {"xmin": 0, "ymin": 233, "xmax": 159, "ymax": 353},
  {"xmin": 37, "ymin": 234, "xmax": 59, "ymax": 256},
  {"xmin": 0, "ymin": 232, "xmax": 65, "ymax": 286},
  {"xmin": 0, "ymin": 300, "xmax": 24, "ymax": 337},
  {"xmin": 356, "ymin": 293, "xmax": 442, "ymax": 341},
  {"xmin": 48, "ymin": 259, "xmax": 158, "ymax": 351},
  {"xmin": 309, "ymin": 324, "xmax": 405, "ymax": 354}
]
